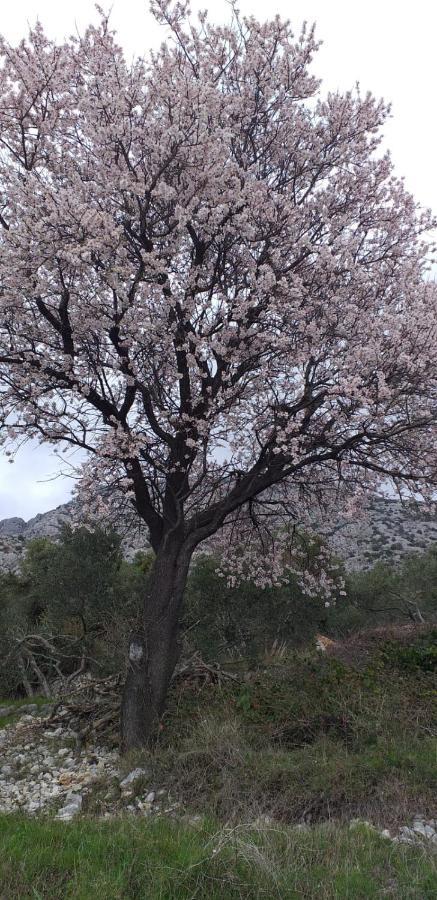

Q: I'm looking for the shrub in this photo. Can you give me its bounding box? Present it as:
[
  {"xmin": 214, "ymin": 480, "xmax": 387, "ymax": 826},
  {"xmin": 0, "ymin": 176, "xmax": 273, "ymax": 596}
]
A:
[
  {"xmin": 0, "ymin": 527, "xmax": 148, "ymax": 696},
  {"xmin": 183, "ymin": 552, "xmax": 336, "ymax": 661},
  {"xmin": 326, "ymin": 546, "xmax": 437, "ymax": 638},
  {"xmin": 381, "ymin": 629, "xmax": 437, "ymax": 673}
]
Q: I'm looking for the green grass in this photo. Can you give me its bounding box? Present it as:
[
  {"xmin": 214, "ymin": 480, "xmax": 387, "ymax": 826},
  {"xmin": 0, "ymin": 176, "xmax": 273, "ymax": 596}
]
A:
[
  {"xmin": 0, "ymin": 815, "xmax": 436, "ymax": 899},
  {"xmin": 0, "ymin": 695, "xmax": 50, "ymax": 728}
]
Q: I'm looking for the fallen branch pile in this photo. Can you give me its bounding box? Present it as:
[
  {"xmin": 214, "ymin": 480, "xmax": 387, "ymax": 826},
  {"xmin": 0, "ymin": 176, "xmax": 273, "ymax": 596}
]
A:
[
  {"xmin": 173, "ymin": 652, "xmax": 239, "ymax": 688},
  {"xmin": 48, "ymin": 674, "xmax": 122, "ymax": 748},
  {"xmin": 44, "ymin": 655, "xmax": 239, "ymax": 747}
]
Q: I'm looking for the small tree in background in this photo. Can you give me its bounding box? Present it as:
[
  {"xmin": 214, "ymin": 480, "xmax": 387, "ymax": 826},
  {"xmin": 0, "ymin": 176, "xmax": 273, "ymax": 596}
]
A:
[
  {"xmin": 38, "ymin": 525, "xmax": 123, "ymax": 639},
  {"xmin": 0, "ymin": 527, "xmax": 126, "ymax": 696},
  {"xmin": 340, "ymin": 546, "xmax": 437, "ymax": 632},
  {"xmin": 0, "ymin": 2, "xmax": 436, "ymax": 748}
]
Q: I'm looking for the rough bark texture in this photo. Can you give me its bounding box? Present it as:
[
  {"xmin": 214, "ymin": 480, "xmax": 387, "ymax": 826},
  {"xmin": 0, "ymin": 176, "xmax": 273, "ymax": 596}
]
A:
[{"xmin": 120, "ymin": 540, "xmax": 191, "ymax": 751}]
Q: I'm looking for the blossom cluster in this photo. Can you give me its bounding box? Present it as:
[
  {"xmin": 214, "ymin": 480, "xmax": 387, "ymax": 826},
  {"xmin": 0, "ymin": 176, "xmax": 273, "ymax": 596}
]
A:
[{"xmin": 0, "ymin": 1, "xmax": 436, "ymax": 587}]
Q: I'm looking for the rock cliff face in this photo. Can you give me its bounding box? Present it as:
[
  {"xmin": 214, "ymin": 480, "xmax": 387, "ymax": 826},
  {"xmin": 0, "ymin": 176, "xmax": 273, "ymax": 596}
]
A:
[
  {"xmin": 0, "ymin": 503, "xmax": 148, "ymax": 573},
  {"xmin": 0, "ymin": 504, "xmax": 73, "ymax": 542},
  {"xmin": 0, "ymin": 496, "xmax": 436, "ymax": 574}
]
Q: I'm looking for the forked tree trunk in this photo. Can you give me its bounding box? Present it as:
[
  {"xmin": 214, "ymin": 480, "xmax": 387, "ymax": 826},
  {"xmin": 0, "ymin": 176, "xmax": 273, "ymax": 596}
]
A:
[{"xmin": 120, "ymin": 539, "xmax": 191, "ymax": 752}]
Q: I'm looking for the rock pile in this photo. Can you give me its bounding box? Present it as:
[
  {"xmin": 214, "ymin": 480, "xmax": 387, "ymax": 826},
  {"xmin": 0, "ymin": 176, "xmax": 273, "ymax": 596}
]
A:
[
  {"xmin": 350, "ymin": 818, "xmax": 437, "ymax": 846},
  {"xmin": 0, "ymin": 711, "xmax": 118, "ymax": 818},
  {"xmin": 0, "ymin": 704, "xmax": 180, "ymax": 821},
  {"xmin": 394, "ymin": 819, "xmax": 437, "ymax": 845}
]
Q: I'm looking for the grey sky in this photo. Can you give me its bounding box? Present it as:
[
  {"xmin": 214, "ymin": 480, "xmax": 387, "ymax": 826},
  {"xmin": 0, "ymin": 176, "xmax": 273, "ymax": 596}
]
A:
[{"xmin": 0, "ymin": 0, "xmax": 436, "ymax": 520}]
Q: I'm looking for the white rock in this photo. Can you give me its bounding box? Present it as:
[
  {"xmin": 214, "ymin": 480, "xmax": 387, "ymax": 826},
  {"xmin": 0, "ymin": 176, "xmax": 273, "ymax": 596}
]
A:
[
  {"xmin": 26, "ymin": 800, "xmax": 42, "ymax": 814},
  {"xmin": 398, "ymin": 827, "xmax": 417, "ymax": 842},
  {"xmin": 145, "ymin": 791, "xmax": 155, "ymax": 803},
  {"xmin": 119, "ymin": 768, "xmax": 148, "ymax": 789},
  {"xmin": 183, "ymin": 814, "xmax": 203, "ymax": 827},
  {"xmin": 56, "ymin": 807, "xmax": 77, "ymax": 821},
  {"xmin": 55, "ymin": 793, "xmax": 82, "ymax": 820},
  {"xmin": 44, "ymin": 728, "xmax": 63, "ymax": 738},
  {"xmin": 413, "ymin": 822, "xmax": 436, "ymax": 839}
]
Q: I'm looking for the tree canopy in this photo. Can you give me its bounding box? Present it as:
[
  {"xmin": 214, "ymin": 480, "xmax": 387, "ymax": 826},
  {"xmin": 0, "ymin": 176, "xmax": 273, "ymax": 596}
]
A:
[{"xmin": 0, "ymin": 2, "xmax": 436, "ymax": 584}]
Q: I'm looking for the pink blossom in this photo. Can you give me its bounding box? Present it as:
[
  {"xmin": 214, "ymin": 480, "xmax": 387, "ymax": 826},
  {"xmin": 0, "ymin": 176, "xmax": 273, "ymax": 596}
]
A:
[{"xmin": 0, "ymin": 2, "xmax": 435, "ymax": 592}]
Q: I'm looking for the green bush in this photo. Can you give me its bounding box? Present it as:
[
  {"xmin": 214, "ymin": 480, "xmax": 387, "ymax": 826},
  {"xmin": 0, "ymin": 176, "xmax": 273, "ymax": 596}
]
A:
[
  {"xmin": 326, "ymin": 545, "xmax": 437, "ymax": 638},
  {"xmin": 183, "ymin": 552, "xmax": 338, "ymax": 661},
  {"xmin": 0, "ymin": 527, "xmax": 148, "ymax": 696},
  {"xmin": 381, "ymin": 629, "xmax": 437, "ymax": 673}
]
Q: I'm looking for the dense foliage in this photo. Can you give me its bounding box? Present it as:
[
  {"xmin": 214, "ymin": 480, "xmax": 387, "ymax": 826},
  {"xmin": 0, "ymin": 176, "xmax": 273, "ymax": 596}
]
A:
[
  {"xmin": 1, "ymin": 521, "xmax": 436, "ymax": 698},
  {"xmin": 0, "ymin": 527, "xmax": 147, "ymax": 696}
]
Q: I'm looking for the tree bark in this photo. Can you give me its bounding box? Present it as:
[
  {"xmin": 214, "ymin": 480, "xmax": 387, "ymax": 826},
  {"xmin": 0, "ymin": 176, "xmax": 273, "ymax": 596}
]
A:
[{"xmin": 120, "ymin": 538, "xmax": 191, "ymax": 752}]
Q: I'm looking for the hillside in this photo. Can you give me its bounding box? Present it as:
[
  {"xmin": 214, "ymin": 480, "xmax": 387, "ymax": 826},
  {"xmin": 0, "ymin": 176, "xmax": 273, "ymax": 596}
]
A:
[
  {"xmin": 319, "ymin": 496, "xmax": 437, "ymax": 569},
  {"xmin": 1, "ymin": 495, "xmax": 437, "ymax": 574}
]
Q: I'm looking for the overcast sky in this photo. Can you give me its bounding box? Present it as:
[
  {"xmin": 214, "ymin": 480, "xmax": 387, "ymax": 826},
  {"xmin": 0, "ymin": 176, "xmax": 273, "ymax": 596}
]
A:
[{"xmin": 0, "ymin": 0, "xmax": 436, "ymax": 521}]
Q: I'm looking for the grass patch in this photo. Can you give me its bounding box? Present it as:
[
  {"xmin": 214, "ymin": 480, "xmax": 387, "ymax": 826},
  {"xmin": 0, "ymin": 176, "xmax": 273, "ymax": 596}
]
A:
[
  {"xmin": 0, "ymin": 696, "xmax": 49, "ymax": 710},
  {"xmin": 0, "ymin": 815, "xmax": 436, "ymax": 899},
  {"xmin": 0, "ymin": 695, "xmax": 50, "ymax": 728}
]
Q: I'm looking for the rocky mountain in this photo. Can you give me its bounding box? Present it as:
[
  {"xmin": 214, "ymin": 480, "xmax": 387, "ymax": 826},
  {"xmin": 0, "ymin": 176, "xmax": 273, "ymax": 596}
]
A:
[
  {"xmin": 0, "ymin": 502, "xmax": 149, "ymax": 574},
  {"xmin": 320, "ymin": 496, "xmax": 437, "ymax": 569},
  {"xmin": 0, "ymin": 496, "xmax": 437, "ymax": 575},
  {"xmin": 0, "ymin": 504, "xmax": 73, "ymax": 542}
]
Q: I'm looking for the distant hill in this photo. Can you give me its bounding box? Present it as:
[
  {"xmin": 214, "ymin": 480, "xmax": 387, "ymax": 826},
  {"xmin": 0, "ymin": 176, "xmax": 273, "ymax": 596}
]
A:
[
  {"xmin": 0, "ymin": 496, "xmax": 436, "ymax": 574},
  {"xmin": 318, "ymin": 496, "xmax": 437, "ymax": 569}
]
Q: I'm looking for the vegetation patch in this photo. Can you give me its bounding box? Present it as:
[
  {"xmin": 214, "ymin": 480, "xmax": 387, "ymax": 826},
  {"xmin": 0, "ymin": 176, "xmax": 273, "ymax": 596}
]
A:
[
  {"xmin": 123, "ymin": 649, "xmax": 437, "ymax": 829},
  {"xmin": 0, "ymin": 815, "xmax": 436, "ymax": 899}
]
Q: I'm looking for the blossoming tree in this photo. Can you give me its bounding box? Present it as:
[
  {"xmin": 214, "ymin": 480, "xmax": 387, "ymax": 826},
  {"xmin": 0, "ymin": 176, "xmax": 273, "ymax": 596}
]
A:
[{"xmin": 0, "ymin": 1, "xmax": 436, "ymax": 748}]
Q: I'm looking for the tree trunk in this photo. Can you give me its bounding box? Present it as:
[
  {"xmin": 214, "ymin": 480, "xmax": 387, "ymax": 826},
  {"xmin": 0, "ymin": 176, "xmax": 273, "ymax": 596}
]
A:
[{"xmin": 120, "ymin": 539, "xmax": 191, "ymax": 752}]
